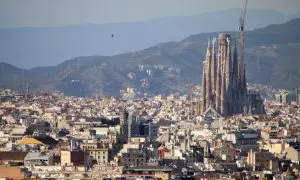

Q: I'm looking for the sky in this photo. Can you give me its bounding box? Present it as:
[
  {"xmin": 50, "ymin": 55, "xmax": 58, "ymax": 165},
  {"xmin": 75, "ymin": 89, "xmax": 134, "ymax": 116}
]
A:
[{"xmin": 1, "ymin": 0, "xmax": 300, "ymax": 28}]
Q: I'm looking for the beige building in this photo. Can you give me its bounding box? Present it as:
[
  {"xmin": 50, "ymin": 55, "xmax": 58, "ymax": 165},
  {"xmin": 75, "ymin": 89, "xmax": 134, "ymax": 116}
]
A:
[
  {"xmin": 120, "ymin": 148, "xmax": 146, "ymax": 167},
  {"xmin": 155, "ymin": 172, "xmax": 171, "ymax": 180},
  {"xmin": 247, "ymin": 150, "xmax": 278, "ymax": 171},
  {"xmin": 0, "ymin": 166, "xmax": 32, "ymax": 179},
  {"xmin": 60, "ymin": 150, "xmax": 86, "ymax": 166},
  {"xmin": 284, "ymin": 146, "xmax": 300, "ymax": 163},
  {"xmin": 42, "ymin": 112, "xmax": 56, "ymax": 121},
  {"xmin": 56, "ymin": 115, "xmax": 69, "ymax": 129},
  {"xmin": 61, "ymin": 150, "xmax": 71, "ymax": 165},
  {"xmin": 264, "ymin": 142, "xmax": 289, "ymax": 156},
  {"xmin": 80, "ymin": 142, "xmax": 109, "ymax": 165}
]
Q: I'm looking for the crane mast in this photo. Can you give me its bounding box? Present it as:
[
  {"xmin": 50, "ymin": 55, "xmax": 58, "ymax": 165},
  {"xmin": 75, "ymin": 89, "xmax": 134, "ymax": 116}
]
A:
[{"xmin": 239, "ymin": 0, "xmax": 248, "ymax": 86}]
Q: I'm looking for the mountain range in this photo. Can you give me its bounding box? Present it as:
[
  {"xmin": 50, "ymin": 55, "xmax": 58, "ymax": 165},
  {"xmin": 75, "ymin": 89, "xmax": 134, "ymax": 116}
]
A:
[
  {"xmin": 1, "ymin": 18, "xmax": 300, "ymax": 97},
  {"xmin": 1, "ymin": 8, "xmax": 300, "ymax": 69}
]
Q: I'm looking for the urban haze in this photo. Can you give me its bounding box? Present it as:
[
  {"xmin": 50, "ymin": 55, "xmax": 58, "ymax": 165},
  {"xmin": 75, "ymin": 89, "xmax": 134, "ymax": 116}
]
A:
[{"xmin": 0, "ymin": 0, "xmax": 300, "ymax": 179}]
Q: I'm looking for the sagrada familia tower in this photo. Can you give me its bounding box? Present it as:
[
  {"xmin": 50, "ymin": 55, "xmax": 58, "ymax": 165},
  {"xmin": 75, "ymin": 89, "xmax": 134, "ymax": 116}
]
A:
[{"xmin": 200, "ymin": 33, "xmax": 264, "ymax": 117}]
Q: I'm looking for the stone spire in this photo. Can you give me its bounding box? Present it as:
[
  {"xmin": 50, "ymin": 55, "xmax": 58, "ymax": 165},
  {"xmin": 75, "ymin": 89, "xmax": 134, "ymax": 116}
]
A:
[
  {"xmin": 211, "ymin": 37, "xmax": 217, "ymax": 102},
  {"xmin": 216, "ymin": 34, "xmax": 226, "ymax": 114},
  {"xmin": 238, "ymin": 44, "xmax": 245, "ymax": 91},
  {"xmin": 220, "ymin": 59, "xmax": 226, "ymax": 115},
  {"xmin": 205, "ymin": 38, "xmax": 212, "ymax": 109},
  {"xmin": 225, "ymin": 36, "xmax": 232, "ymax": 114},
  {"xmin": 243, "ymin": 64, "xmax": 247, "ymax": 92},
  {"xmin": 199, "ymin": 32, "xmax": 262, "ymax": 117},
  {"xmin": 218, "ymin": 33, "xmax": 228, "ymax": 115},
  {"xmin": 225, "ymin": 36, "xmax": 232, "ymax": 90},
  {"xmin": 200, "ymin": 61, "xmax": 207, "ymax": 115},
  {"xmin": 232, "ymin": 41, "xmax": 239, "ymax": 113},
  {"xmin": 242, "ymin": 63, "xmax": 248, "ymax": 110},
  {"xmin": 232, "ymin": 41, "xmax": 238, "ymax": 90},
  {"xmin": 215, "ymin": 54, "xmax": 221, "ymax": 113}
]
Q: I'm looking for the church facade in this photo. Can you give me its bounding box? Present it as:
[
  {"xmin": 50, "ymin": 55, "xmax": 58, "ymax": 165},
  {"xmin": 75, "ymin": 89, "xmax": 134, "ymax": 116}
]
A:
[{"xmin": 200, "ymin": 33, "xmax": 264, "ymax": 117}]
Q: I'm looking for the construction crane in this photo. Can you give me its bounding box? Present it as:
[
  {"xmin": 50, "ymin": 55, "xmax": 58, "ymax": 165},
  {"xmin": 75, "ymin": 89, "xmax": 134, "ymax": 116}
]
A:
[
  {"xmin": 239, "ymin": 0, "xmax": 248, "ymax": 32},
  {"xmin": 239, "ymin": 0, "xmax": 248, "ymax": 80}
]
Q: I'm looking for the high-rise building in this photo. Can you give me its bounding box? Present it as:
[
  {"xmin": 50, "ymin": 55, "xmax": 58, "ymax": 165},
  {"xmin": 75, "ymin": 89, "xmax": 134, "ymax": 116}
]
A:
[
  {"xmin": 275, "ymin": 92, "xmax": 293, "ymax": 104},
  {"xmin": 121, "ymin": 108, "xmax": 136, "ymax": 142},
  {"xmin": 120, "ymin": 107, "xmax": 158, "ymax": 142},
  {"xmin": 200, "ymin": 33, "xmax": 264, "ymax": 117}
]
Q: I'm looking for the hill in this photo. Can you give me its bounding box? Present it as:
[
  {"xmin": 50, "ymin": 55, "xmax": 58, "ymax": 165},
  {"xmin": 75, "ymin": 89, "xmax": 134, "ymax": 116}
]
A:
[
  {"xmin": 1, "ymin": 19, "xmax": 300, "ymax": 97},
  {"xmin": 1, "ymin": 8, "xmax": 299, "ymax": 68},
  {"xmin": 0, "ymin": 62, "xmax": 24, "ymax": 90}
]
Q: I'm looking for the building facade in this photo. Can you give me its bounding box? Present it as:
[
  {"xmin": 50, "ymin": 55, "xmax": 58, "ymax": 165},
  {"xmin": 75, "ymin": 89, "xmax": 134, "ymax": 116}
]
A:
[
  {"xmin": 120, "ymin": 148, "xmax": 147, "ymax": 167},
  {"xmin": 80, "ymin": 142, "xmax": 109, "ymax": 165},
  {"xmin": 120, "ymin": 108, "xmax": 158, "ymax": 142},
  {"xmin": 247, "ymin": 150, "xmax": 279, "ymax": 171},
  {"xmin": 200, "ymin": 33, "xmax": 264, "ymax": 117}
]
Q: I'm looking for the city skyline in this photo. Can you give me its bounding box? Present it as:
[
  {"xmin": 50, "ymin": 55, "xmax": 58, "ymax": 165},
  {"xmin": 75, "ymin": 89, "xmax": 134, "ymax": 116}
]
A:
[{"xmin": 0, "ymin": 1, "xmax": 300, "ymax": 178}]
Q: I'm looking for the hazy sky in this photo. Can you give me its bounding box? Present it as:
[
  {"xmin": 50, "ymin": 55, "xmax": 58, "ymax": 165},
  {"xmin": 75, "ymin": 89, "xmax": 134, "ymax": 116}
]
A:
[{"xmin": 1, "ymin": 0, "xmax": 300, "ymax": 28}]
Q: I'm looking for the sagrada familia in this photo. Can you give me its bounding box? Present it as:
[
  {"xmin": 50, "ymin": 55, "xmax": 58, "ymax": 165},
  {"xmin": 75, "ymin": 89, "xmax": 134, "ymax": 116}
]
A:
[{"xmin": 200, "ymin": 33, "xmax": 265, "ymax": 117}]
